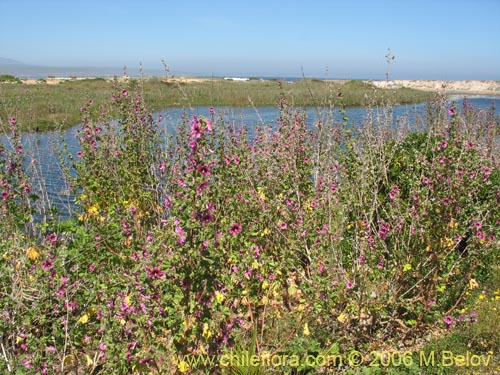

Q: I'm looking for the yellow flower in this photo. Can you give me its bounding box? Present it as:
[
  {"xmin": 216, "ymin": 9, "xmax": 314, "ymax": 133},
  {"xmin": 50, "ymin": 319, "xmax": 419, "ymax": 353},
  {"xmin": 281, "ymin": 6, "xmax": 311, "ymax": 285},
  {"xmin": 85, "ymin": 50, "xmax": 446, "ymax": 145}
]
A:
[
  {"xmin": 85, "ymin": 354, "xmax": 93, "ymax": 367},
  {"xmin": 303, "ymin": 323, "xmax": 310, "ymax": 336},
  {"xmin": 202, "ymin": 323, "xmax": 212, "ymax": 339},
  {"xmin": 26, "ymin": 247, "xmax": 40, "ymax": 261},
  {"xmin": 78, "ymin": 314, "xmax": 89, "ymax": 324},
  {"xmin": 403, "ymin": 263, "xmax": 412, "ymax": 272},
  {"xmin": 256, "ymin": 187, "xmax": 266, "ymax": 201},
  {"xmin": 337, "ymin": 313, "xmax": 348, "ymax": 323},
  {"xmin": 77, "ymin": 213, "xmax": 88, "ymax": 221},
  {"xmin": 468, "ymin": 278, "xmax": 479, "ymax": 290},
  {"xmin": 87, "ymin": 204, "xmax": 99, "ymax": 216},
  {"xmin": 214, "ymin": 291, "xmax": 224, "ymax": 304},
  {"xmin": 448, "ymin": 218, "xmax": 458, "ymax": 229},
  {"xmin": 261, "ymin": 228, "xmax": 271, "ymax": 236},
  {"xmin": 441, "ymin": 237, "xmax": 454, "ymax": 249}
]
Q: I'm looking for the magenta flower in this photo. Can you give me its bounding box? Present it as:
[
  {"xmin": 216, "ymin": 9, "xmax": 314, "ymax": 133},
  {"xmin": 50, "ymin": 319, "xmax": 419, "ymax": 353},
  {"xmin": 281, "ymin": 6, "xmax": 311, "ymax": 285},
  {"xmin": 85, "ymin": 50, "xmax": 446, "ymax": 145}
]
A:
[
  {"xmin": 146, "ymin": 266, "xmax": 165, "ymax": 279},
  {"xmin": 448, "ymin": 107, "xmax": 455, "ymax": 116},
  {"xmin": 444, "ymin": 315, "xmax": 454, "ymax": 327},
  {"xmin": 9, "ymin": 117, "xmax": 16, "ymax": 126},
  {"xmin": 41, "ymin": 259, "xmax": 54, "ymax": 271},
  {"xmin": 196, "ymin": 181, "xmax": 209, "ymax": 195},
  {"xmin": 377, "ymin": 222, "xmax": 391, "ymax": 240},
  {"xmin": 279, "ymin": 221, "xmax": 288, "ymax": 230},
  {"xmin": 345, "ymin": 280, "xmax": 354, "ymax": 289},
  {"xmin": 389, "ymin": 185, "xmax": 400, "ymax": 200},
  {"xmin": 229, "ymin": 222, "xmax": 242, "ymax": 236},
  {"xmin": 206, "ymin": 119, "xmax": 213, "ymax": 132},
  {"xmin": 164, "ymin": 196, "xmax": 172, "ymax": 208},
  {"xmin": 197, "ymin": 164, "xmax": 211, "ymax": 176},
  {"xmin": 122, "ymin": 89, "xmax": 128, "ymax": 97},
  {"xmin": 191, "ymin": 121, "xmax": 203, "ymax": 139},
  {"xmin": 45, "ymin": 233, "xmax": 58, "ymax": 246}
]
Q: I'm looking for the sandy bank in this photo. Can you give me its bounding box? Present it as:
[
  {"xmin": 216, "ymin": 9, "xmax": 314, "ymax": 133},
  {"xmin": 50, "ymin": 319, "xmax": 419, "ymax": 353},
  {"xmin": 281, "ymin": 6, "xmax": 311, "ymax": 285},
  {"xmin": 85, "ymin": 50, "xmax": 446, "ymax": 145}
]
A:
[{"xmin": 368, "ymin": 80, "xmax": 500, "ymax": 96}]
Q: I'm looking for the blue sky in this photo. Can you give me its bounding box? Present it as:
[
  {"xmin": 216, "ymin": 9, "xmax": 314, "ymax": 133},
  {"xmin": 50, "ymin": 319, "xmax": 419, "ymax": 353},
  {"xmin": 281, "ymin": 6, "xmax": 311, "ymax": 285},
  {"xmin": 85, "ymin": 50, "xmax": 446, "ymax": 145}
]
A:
[{"xmin": 1, "ymin": 0, "xmax": 499, "ymax": 79}]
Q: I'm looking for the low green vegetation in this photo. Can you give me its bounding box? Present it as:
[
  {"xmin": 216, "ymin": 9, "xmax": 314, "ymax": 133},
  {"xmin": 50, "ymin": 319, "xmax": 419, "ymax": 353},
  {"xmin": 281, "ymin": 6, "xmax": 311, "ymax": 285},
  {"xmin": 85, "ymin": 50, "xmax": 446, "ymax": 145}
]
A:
[
  {"xmin": 1, "ymin": 81, "xmax": 498, "ymax": 374},
  {"xmin": 0, "ymin": 77, "xmax": 433, "ymax": 131},
  {"xmin": 0, "ymin": 74, "xmax": 22, "ymax": 83}
]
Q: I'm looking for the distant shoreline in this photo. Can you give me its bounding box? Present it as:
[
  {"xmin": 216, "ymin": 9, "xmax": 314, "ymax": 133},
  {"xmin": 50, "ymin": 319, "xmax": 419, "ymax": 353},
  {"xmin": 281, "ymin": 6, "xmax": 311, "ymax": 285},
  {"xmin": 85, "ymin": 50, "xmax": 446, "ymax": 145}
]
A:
[{"xmin": 11, "ymin": 76, "xmax": 500, "ymax": 97}]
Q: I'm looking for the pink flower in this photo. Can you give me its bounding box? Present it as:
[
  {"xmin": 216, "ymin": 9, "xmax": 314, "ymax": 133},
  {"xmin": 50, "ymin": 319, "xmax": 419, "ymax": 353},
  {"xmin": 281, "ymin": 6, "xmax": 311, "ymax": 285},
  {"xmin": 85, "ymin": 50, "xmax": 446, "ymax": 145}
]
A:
[
  {"xmin": 279, "ymin": 221, "xmax": 287, "ymax": 230},
  {"xmin": 164, "ymin": 196, "xmax": 172, "ymax": 208},
  {"xmin": 196, "ymin": 181, "xmax": 209, "ymax": 195},
  {"xmin": 377, "ymin": 222, "xmax": 391, "ymax": 240},
  {"xmin": 41, "ymin": 259, "xmax": 54, "ymax": 271},
  {"xmin": 345, "ymin": 280, "xmax": 354, "ymax": 289},
  {"xmin": 46, "ymin": 345, "xmax": 57, "ymax": 354},
  {"xmin": 448, "ymin": 107, "xmax": 455, "ymax": 116},
  {"xmin": 389, "ymin": 185, "xmax": 400, "ymax": 200},
  {"xmin": 9, "ymin": 117, "xmax": 16, "ymax": 126},
  {"xmin": 45, "ymin": 233, "xmax": 58, "ymax": 246},
  {"xmin": 318, "ymin": 264, "xmax": 326, "ymax": 274},
  {"xmin": 191, "ymin": 121, "xmax": 203, "ymax": 139},
  {"xmin": 444, "ymin": 315, "xmax": 454, "ymax": 327},
  {"xmin": 122, "ymin": 89, "xmax": 128, "ymax": 97},
  {"xmin": 197, "ymin": 164, "xmax": 211, "ymax": 176},
  {"xmin": 229, "ymin": 223, "xmax": 242, "ymax": 236},
  {"xmin": 146, "ymin": 266, "xmax": 165, "ymax": 279}
]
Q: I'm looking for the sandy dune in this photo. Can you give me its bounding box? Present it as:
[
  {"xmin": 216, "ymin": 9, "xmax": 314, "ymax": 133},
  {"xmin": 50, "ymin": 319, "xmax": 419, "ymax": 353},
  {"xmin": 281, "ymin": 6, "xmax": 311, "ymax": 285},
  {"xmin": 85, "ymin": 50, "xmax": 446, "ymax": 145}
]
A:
[
  {"xmin": 368, "ymin": 80, "xmax": 500, "ymax": 96},
  {"xmin": 18, "ymin": 76, "xmax": 500, "ymax": 96}
]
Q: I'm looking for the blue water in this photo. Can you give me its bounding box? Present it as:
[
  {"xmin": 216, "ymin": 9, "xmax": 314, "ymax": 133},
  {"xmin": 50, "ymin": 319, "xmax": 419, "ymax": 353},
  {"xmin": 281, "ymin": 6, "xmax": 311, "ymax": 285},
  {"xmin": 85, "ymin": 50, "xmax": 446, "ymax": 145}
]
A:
[{"xmin": 2, "ymin": 97, "xmax": 498, "ymax": 219}]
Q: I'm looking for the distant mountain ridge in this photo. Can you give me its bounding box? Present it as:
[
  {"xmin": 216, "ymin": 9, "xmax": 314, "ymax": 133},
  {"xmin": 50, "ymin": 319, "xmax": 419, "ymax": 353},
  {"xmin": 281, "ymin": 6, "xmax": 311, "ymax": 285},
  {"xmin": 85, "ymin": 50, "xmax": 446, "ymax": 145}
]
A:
[{"xmin": 0, "ymin": 57, "xmax": 25, "ymax": 65}]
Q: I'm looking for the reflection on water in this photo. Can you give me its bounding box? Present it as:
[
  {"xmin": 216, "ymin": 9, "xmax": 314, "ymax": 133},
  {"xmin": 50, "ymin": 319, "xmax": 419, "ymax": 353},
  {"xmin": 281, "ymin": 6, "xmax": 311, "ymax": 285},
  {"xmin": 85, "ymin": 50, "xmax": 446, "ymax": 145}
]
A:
[{"xmin": 1, "ymin": 97, "xmax": 498, "ymax": 221}]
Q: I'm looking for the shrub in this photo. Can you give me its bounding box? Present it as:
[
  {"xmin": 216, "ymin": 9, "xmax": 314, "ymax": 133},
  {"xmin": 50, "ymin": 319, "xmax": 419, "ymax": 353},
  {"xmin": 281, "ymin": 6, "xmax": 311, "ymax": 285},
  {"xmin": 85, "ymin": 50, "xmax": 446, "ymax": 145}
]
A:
[{"xmin": 0, "ymin": 86, "xmax": 498, "ymax": 374}]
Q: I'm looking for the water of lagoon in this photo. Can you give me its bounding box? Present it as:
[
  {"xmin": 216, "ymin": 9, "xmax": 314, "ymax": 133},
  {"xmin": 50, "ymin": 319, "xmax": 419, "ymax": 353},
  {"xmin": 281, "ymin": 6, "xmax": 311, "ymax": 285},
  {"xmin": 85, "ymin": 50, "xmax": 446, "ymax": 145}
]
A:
[{"xmin": 2, "ymin": 97, "xmax": 498, "ymax": 220}]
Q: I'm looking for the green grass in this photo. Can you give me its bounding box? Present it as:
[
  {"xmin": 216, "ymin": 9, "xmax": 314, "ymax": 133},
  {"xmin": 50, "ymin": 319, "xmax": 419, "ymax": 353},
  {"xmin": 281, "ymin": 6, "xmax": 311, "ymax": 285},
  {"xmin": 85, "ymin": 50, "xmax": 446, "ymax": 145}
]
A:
[
  {"xmin": 0, "ymin": 77, "xmax": 434, "ymax": 132},
  {"xmin": 0, "ymin": 74, "xmax": 22, "ymax": 83}
]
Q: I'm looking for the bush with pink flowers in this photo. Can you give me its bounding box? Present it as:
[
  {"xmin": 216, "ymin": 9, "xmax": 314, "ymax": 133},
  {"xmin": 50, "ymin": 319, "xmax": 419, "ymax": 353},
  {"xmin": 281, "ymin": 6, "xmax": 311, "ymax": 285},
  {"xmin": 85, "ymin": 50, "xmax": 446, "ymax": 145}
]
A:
[{"xmin": 1, "ymin": 82, "xmax": 499, "ymax": 374}]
